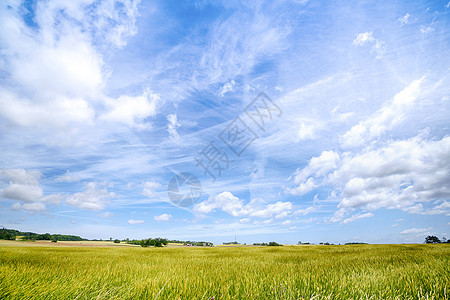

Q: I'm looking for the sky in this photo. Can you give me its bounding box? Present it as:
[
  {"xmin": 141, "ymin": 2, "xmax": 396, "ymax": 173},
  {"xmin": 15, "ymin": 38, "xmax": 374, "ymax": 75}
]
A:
[{"xmin": 0, "ymin": 0, "xmax": 449, "ymax": 245}]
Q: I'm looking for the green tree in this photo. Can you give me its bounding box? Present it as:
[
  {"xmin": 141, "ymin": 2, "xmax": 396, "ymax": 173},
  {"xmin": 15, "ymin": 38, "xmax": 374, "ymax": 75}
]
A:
[
  {"xmin": 425, "ymin": 235, "xmax": 441, "ymax": 244},
  {"xmin": 268, "ymin": 241, "xmax": 282, "ymax": 246}
]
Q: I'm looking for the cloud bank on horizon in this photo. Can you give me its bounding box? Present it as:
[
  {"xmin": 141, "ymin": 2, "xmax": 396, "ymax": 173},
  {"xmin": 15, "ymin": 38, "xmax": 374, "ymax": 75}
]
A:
[{"xmin": 0, "ymin": 0, "xmax": 449, "ymax": 244}]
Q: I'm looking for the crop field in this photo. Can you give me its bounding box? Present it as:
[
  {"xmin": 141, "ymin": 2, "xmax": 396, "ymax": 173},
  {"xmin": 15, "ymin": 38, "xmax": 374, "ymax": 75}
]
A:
[{"xmin": 0, "ymin": 242, "xmax": 448, "ymax": 299}]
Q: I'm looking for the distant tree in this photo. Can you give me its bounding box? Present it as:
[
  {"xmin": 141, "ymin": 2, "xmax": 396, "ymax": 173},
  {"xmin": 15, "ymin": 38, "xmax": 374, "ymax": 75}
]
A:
[
  {"xmin": 51, "ymin": 239, "xmax": 57, "ymax": 243},
  {"xmin": 253, "ymin": 242, "xmax": 268, "ymax": 246},
  {"xmin": 140, "ymin": 239, "xmax": 149, "ymax": 247},
  {"xmin": 0, "ymin": 229, "xmax": 16, "ymax": 240},
  {"xmin": 114, "ymin": 239, "xmax": 120, "ymax": 244},
  {"xmin": 268, "ymin": 241, "xmax": 282, "ymax": 246},
  {"xmin": 38, "ymin": 233, "xmax": 52, "ymax": 240},
  {"xmin": 425, "ymin": 235, "xmax": 441, "ymax": 244}
]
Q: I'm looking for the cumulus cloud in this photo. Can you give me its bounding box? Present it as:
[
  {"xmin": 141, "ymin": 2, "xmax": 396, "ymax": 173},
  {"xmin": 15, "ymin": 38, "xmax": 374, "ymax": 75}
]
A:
[
  {"xmin": 154, "ymin": 214, "xmax": 172, "ymax": 222},
  {"xmin": 12, "ymin": 202, "xmax": 46, "ymax": 214},
  {"xmin": 66, "ymin": 182, "xmax": 116, "ymax": 210},
  {"xmin": 334, "ymin": 136, "xmax": 450, "ymax": 213},
  {"xmin": 289, "ymin": 134, "xmax": 450, "ymax": 222},
  {"xmin": 286, "ymin": 150, "xmax": 339, "ymax": 195},
  {"xmin": 128, "ymin": 219, "xmax": 144, "ymax": 224},
  {"xmin": 0, "ymin": 0, "xmax": 155, "ymax": 137},
  {"xmin": 0, "ymin": 169, "xmax": 43, "ymax": 202},
  {"xmin": 341, "ymin": 76, "xmax": 426, "ymax": 148},
  {"xmin": 0, "ymin": 169, "xmax": 62, "ymax": 213},
  {"xmin": 296, "ymin": 122, "xmax": 315, "ymax": 141},
  {"xmin": 353, "ymin": 32, "xmax": 386, "ymax": 59},
  {"xmin": 100, "ymin": 90, "xmax": 160, "ymax": 129},
  {"xmin": 194, "ymin": 192, "xmax": 292, "ymax": 219}
]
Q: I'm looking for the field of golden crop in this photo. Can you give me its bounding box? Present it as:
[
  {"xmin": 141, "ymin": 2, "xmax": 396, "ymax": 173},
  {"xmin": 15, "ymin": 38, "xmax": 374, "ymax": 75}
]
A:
[{"xmin": 0, "ymin": 242, "xmax": 448, "ymax": 299}]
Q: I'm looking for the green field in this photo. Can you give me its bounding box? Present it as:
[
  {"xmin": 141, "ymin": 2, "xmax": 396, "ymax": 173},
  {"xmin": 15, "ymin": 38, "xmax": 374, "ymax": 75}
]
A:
[{"xmin": 0, "ymin": 242, "xmax": 448, "ymax": 299}]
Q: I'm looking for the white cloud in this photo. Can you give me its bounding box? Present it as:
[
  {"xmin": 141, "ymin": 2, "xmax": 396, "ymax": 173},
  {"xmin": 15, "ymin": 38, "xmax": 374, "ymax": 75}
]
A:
[
  {"xmin": 66, "ymin": 182, "xmax": 116, "ymax": 210},
  {"xmin": 341, "ymin": 212, "xmax": 374, "ymax": 224},
  {"xmin": 128, "ymin": 219, "xmax": 144, "ymax": 224},
  {"xmin": 341, "ymin": 76, "xmax": 426, "ymax": 147},
  {"xmin": 154, "ymin": 214, "xmax": 172, "ymax": 222},
  {"xmin": 219, "ymin": 80, "xmax": 236, "ymax": 97},
  {"xmin": 90, "ymin": 0, "xmax": 140, "ymax": 48},
  {"xmin": 0, "ymin": 169, "xmax": 61, "ymax": 212},
  {"xmin": 400, "ymin": 227, "xmax": 432, "ymax": 235},
  {"xmin": 353, "ymin": 32, "xmax": 385, "ymax": 59},
  {"xmin": 334, "ymin": 136, "xmax": 450, "ymax": 213},
  {"xmin": 418, "ymin": 201, "xmax": 450, "ymax": 216},
  {"xmin": 142, "ymin": 181, "xmax": 162, "ymax": 198},
  {"xmin": 12, "ymin": 202, "xmax": 46, "ymax": 214},
  {"xmin": 56, "ymin": 171, "xmax": 81, "ymax": 182},
  {"xmin": 286, "ymin": 150, "xmax": 339, "ymax": 195},
  {"xmin": 41, "ymin": 194, "xmax": 64, "ymax": 206},
  {"xmin": 194, "ymin": 192, "xmax": 292, "ymax": 219},
  {"xmin": 3, "ymin": 181, "xmax": 43, "ymax": 203},
  {"xmin": 99, "ymin": 212, "xmax": 115, "ymax": 218},
  {"xmin": 293, "ymin": 134, "xmax": 450, "ymax": 222},
  {"xmin": 353, "ymin": 32, "xmax": 375, "ymax": 46},
  {"xmin": 398, "ymin": 13, "xmax": 410, "ymax": 25},
  {"xmin": 251, "ymin": 201, "xmax": 292, "ymax": 219},
  {"xmin": 420, "ymin": 26, "xmax": 434, "ymax": 34},
  {"xmin": 296, "ymin": 122, "xmax": 315, "ymax": 141},
  {"xmin": 282, "ymin": 220, "xmax": 292, "ymax": 225},
  {"xmin": 293, "ymin": 206, "xmax": 317, "ymax": 216},
  {"xmin": 195, "ymin": 11, "xmax": 290, "ymax": 87},
  {"xmin": 195, "ymin": 192, "xmax": 245, "ymax": 216},
  {"xmin": 0, "ymin": 0, "xmax": 150, "ymax": 137},
  {"xmin": 167, "ymin": 114, "xmax": 180, "ymax": 141},
  {"xmin": 100, "ymin": 90, "xmax": 160, "ymax": 129}
]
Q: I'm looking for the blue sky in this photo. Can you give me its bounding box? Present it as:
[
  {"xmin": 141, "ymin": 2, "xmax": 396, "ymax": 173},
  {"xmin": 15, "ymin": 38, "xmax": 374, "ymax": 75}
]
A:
[{"xmin": 0, "ymin": 0, "xmax": 449, "ymax": 244}]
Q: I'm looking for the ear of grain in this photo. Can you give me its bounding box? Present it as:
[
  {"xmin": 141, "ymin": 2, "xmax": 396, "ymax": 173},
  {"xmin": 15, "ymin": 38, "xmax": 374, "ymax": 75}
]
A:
[{"xmin": 0, "ymin": 243, "xmax": 448, "ymax": 299}]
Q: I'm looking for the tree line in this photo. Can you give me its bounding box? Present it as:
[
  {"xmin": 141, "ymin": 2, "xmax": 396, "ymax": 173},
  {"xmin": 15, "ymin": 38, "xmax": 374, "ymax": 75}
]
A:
[
  {"xmin": 0, "ymin": 228, "xmax": 85, "ymax": 241},
  {"xmin": 424, "ymin": 236, "xmax": 449, "ymax": 244},
  {"xmin": 126, "ymin": 238, "xmax": 213, "ymax": 247}
]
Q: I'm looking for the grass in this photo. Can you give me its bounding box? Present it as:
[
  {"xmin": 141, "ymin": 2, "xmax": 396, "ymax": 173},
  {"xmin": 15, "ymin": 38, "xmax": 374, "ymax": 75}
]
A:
[{"xmin": 0, "ymin": 243, "xmax": 448, "ymax": 299}]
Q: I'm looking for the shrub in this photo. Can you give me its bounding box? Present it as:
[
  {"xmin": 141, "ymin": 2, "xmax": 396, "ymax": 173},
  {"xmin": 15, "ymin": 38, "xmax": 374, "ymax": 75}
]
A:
[{"xmin": 268, "ymin": 242, "xmax": 282, "ymax": 246}]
